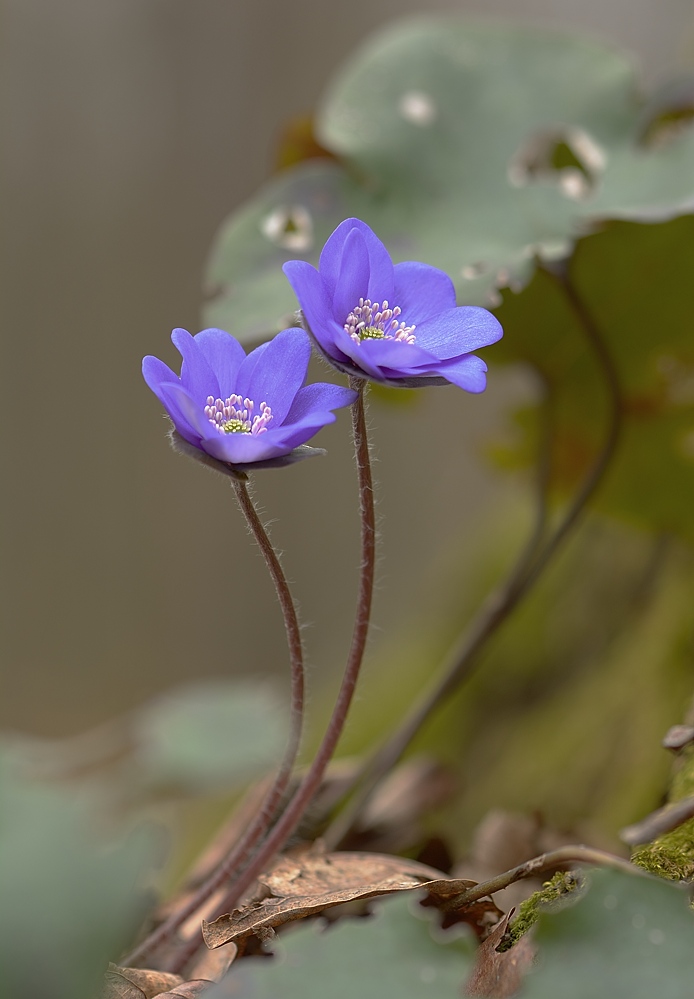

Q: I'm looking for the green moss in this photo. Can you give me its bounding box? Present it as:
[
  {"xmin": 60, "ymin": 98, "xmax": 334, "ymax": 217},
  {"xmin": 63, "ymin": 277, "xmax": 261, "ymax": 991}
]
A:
[
  {"xmin": 631, "ymin": 822, "xmax": 694, "ymax": 880},
  {"xmin": 500, "ymin": 871, "xmax": 580, "ymax": 950},
  {"xmin": 631, "ymin": 745, "xmax": 694, "ymax": 881}
]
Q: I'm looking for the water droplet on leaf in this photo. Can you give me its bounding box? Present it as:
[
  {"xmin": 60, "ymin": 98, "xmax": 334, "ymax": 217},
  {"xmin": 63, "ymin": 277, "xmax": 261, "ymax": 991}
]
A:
[
  {"xmin": 399, "ymin": 90, "xmax": 437, "ymax": 126},
  {"xmin": 260, "ymin": 205, "xmax": 313, "ymax": 251}
]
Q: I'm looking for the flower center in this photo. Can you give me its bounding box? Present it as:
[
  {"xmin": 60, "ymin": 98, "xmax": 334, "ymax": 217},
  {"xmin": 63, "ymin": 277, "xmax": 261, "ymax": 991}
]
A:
[
  {"xmin": 204, "ymin": 394, "xmax": 273, "ymax": 435},
  {"xmin": 344, "ymin": 299, "xmax": 416, "ymax": 345}
]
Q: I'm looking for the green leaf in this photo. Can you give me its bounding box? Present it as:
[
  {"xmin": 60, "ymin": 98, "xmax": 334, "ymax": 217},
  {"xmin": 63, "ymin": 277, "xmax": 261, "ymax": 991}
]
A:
[
  {"xmin": 203, "ymin": 18, "xmax": 694, "ymax": 342},
  {"xmin": 523, "ymin": 868, "xmax": 694, "ymax": 998},
  {"xmin": 204, "ymin": 162, "xmax": 370, "ymax": 340},
  {"xmin": 134, "ymin": 679, "xmax": 289, "ymax": 794},
  {"xmin": 205, "ymin": 895, "xmax": 473, "ymax": 999},
  {"xmin": 494, "ymin": 216, "xmax": 694, "ymax": 539},
  {"xmin": 0, "ymin": 754, "xmax": 154, "ymax": 999}
]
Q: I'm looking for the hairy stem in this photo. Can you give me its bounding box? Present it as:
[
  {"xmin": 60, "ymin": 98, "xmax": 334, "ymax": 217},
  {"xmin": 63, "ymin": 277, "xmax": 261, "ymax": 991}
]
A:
[
  {"xmin": 124, "ymin": 475, "xmax": 305, "ymax": 968},
  {"xmin": 232, "ymin": 477, "xmax": 306, "ymax": 735},
  {"xmin": 195, "ymin": 379, "xmax": 376, "ymax": 931},
  {"xmin": 325, "ymin": 266, "xmax": 622, "ymax": 847}
]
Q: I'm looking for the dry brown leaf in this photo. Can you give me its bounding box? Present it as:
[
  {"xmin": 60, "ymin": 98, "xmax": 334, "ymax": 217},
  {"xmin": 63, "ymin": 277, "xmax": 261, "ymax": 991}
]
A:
[
  {"xmin": 152, "ymin": 982, "xmax": 212, "ymax": 998},
  {"xmin": 262, "ymin": 850, "xmax": 448, "ymax": 896},
  {"xmin": 164, "ymin": 761, "xmax": 358, "ymax": 912},
  {"xmin": 187, "ymin": 941, "xmax": 237, "ymax": 982},
  {"xmin": 464, "ymin": 915, "xmax": 536, "ymax": 997},
  {"xmin": 202, "ymin": 851, "xmax": 477, "ymax": 947},
  {"xmin": 103, "ymin": 965, "xmax": 184, "ymax": 999},
  {"xmin": 101, "ymin": 971, "xmax": 146, "ymax": 999},
  {"xmin": 421, "ymin": 892, "xmax": 504, "ymax": 940}
]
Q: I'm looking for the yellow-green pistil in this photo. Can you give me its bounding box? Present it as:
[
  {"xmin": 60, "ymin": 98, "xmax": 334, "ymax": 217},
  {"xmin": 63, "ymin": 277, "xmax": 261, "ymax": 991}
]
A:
[{"xmin": 344, "ymin": 298, "xmax": 416, "ymax": 345}]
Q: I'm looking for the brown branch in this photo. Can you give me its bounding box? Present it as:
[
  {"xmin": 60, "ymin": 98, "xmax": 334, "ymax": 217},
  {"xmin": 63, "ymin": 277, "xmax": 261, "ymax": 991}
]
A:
[
  {"xmin": 621, "ymin": 795, "xmax": 694, "ymax": 847},
  {"xmin": 441, "ymin": 845, "xmax": 646, "ymax": 911}
]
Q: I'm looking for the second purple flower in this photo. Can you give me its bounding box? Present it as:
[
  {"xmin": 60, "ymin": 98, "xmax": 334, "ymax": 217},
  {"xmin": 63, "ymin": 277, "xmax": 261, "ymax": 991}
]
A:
[{"xmin": 283, "ymin": 218, "xmax": 503, "ymax": 391}]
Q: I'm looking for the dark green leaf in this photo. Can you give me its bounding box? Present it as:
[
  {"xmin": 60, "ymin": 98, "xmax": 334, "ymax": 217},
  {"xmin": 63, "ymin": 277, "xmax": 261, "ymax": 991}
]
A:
[
  {"xmin": 206, "ymin": 894, "xmax": 474, "ymax": 998},
  {"xmin": 523, "ymin": 868, "xmax": 694, "ymax": 998},
  {"xmin": 0, "ymin": 754, "xmax": 154, "ymax": 999}
]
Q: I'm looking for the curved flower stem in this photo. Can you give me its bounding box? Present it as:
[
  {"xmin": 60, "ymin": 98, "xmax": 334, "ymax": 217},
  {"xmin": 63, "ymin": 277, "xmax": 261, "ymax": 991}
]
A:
[
  {"xmin": 194, "ymin": 378, "xmax": 376, "ymax": 929},
  {"xmin": 232, "ymin": 477, "xmax": 306, "ymax": 735},
  {"xmin": 324, "ymin": 265, "xmax": 622, "ymax": 848},
  {"xmin": 124, "ymin": 474, "xmax": 305, "ymax": 968}
]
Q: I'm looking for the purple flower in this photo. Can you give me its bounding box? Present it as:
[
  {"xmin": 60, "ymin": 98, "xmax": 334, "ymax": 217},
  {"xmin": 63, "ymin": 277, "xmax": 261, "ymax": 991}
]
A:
[
  {"xmin": 143, "ymin": 327, "xmax": 357, "ymax": 468},
  {"xmin": 283, "ymin": 219, "xmax": 503, "ymax": 390}
]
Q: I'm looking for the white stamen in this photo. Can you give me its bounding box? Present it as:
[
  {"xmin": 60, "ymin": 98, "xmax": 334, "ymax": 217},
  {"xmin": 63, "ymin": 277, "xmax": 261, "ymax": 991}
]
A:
[
  {"xmin": 344, "ymin": 298, "xmax": 416, "ymax": 345},
  {"xmin": 203, "ymin": 393, "xmax": 274, "ymax": 436}
]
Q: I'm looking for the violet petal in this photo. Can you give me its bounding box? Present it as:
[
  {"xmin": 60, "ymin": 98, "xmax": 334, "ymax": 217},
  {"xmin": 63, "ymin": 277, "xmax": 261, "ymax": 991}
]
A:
[
  {"xmin": 193, "ymin": 328, "xmax": 247, "ymax": 398},
  {"xmin": 171, "ymin": 328, "xmax": 220, "ymax": 403},
  {"xmin": 285, "ymin": 383, "xmax": 358, "ymax": 423},
  {"xmin": 393, "ymin": 261, "xmax": 457, "ymax": 323},
  {"xmin": 236, "ymin": 327, "xmax": 310, "ymax": 424},
  {"xmin": 415, "ymin": 307, "xmax": 503, "ymax": 359}
]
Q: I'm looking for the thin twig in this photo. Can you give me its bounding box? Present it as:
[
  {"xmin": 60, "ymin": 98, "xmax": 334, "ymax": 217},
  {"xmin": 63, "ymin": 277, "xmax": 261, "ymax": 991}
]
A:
[
  {"xmin": 325, "ymin": 264, "xmax": 622, "ymax": 848},
  {"xmin": 124, "ymin": 476, "xmax": 305, "ymax": 968},
  {"xmin": 621, "ymin": 795, "xmax": 694, "ymax": 847},
  {"xmin": 441, "ymin": 845, "xmax": 646, "ymax": 911}
]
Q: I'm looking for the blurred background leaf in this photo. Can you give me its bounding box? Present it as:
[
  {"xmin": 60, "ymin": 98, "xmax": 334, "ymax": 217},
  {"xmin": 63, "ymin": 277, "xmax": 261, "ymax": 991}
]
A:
[
  {"xmin": 134, "ymin": 679, "xmax": 289, "ymax": 795},
  {"xmin": 206, "ymin": 894, "xmax": 473, "ymax": 999},
  {"xmin": 0, "ymin": 752, "xmax": 156, "ymax": 999},
  {"xmin": 494, "ymin": 216, "xmax": 694, "ymax": 540},
  {"xmin": 1, "ymin": 679, "xmax": 290, "ymax": 898},
  {"xmin": 523, "ymin": 868, "xmax": 694, "ymax": 998},
  {"xmin": 336, "ymin": 516, "xmax": 693, "ymax": 846},
  {"xmin": 203, "ymin": 18, "xmax": 694, "ymax": 343},
  {"xmin": 4, "ymin": 680, "xmax": 288, "ymax": 802}
]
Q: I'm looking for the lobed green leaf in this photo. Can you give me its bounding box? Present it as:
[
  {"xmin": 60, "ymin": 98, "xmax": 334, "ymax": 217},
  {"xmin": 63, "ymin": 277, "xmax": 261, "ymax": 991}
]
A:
[{"xmin": 203, "ymin": 18, "xmax": 694, "ymax": 343}]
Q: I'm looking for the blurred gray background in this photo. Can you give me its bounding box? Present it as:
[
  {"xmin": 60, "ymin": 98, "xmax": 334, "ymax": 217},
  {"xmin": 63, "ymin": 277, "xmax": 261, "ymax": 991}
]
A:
[{"xmin": 3, "ymin": 0, "xmax": 694, "ymax": 736}]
